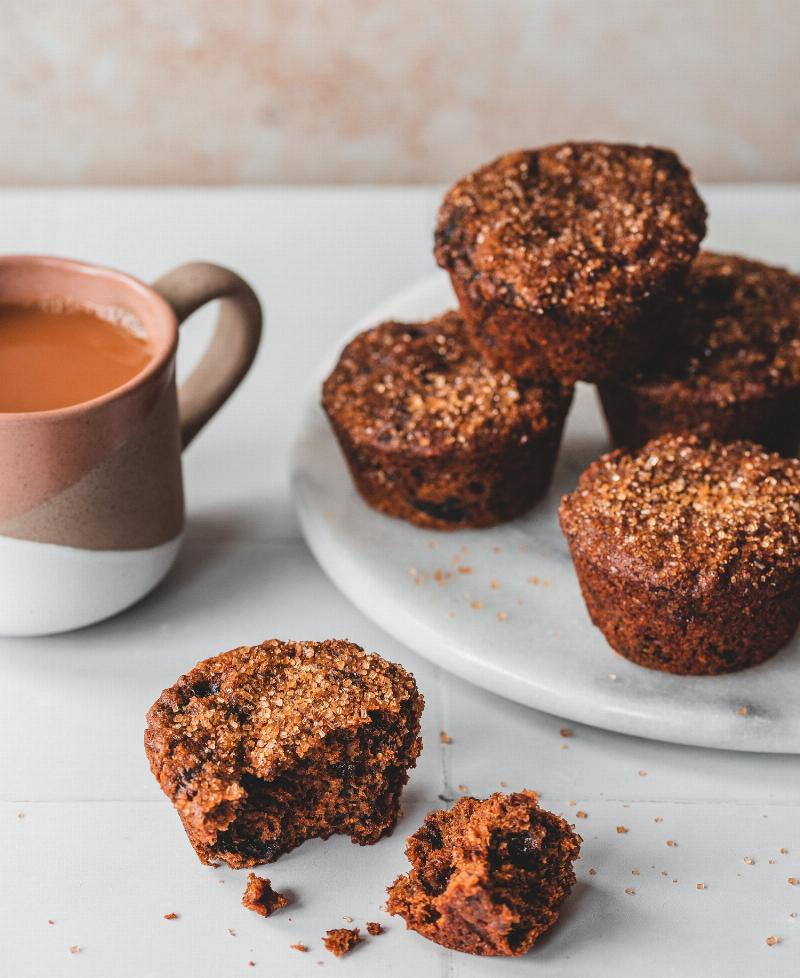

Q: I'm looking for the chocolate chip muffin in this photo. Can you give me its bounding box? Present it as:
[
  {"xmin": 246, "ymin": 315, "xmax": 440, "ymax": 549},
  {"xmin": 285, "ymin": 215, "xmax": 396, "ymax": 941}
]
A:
[
  {"xmin": 145, "ymin": 639, "xmax": 424, "ymax": 867},
  {"xmin": 599, "ymin": 252, "xmax": 800, "ymax": 455},
  {"xmin": 322, "ymin": 312, "xmax": 573, "ymax": 530},
  {"xmin": 559, "ymin": 434, "xmax": 800, "ymax": 675},
  {"xmin": 435, "ymin": 142, "xmax": 707, "ymax": 383},
  {"xmin": 386, "ymin": 791, "xmax": 581, "ymax": 956}
]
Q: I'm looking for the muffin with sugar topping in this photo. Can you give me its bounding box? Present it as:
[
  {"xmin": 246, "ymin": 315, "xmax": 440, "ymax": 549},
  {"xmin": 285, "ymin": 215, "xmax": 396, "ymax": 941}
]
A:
[
  {"xmin": 322, "ymin": 311, "xmax": 572, "ymax": 529},
  {"xmin": 435, "ymin": 142, "xmax": 706, "ymax": 384},
  {"xmin": 559, "ymin": 434, "xmax": 800, "ymax": 674},
  {"xmin": 145, "ymin": 639, "xmax": 424, "ymax": 867},
  {"xmin": 599, "ymin": 251, "xmax": 800, "ymax": 454}
]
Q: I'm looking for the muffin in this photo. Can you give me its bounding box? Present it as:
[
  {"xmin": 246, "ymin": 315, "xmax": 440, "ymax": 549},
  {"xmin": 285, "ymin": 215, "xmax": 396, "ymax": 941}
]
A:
[
  {"xmin": 386, "ymin": 791, "xmax": 581, "ymax": 956},
  {"xmin": 322, "ymin": 311, "xmax": 572, "ymax": 529},
  {"xmin": 599, "ymin": 252, "xmax": 800, "ymax": 455},
  {"xmin": 435, "ymin": 142, "xmax": 707, "ymax": 384},
  {"xmin": 145, "ymin": 639, "xmax": 424, "ymax": 867},
  {"xmin": 559, "ymin": 434, "xmax": 800, "ymax": 675}
]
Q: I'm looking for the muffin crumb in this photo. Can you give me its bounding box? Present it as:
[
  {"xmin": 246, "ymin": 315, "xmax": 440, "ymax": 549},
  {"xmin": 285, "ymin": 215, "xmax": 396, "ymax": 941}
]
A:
[
  {"xmin": 242, "ymin": 874, "xmax": 289, "ymax": 917},
  {"xmin": 323, "ymin": 928, "xmax": 361, "ymax": 957}
]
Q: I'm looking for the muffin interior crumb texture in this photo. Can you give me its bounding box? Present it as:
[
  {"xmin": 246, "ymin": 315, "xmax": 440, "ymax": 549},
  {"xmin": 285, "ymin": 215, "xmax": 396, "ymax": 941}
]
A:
[
  {"xmin": 241, "ymin": 873, "xmax": 288, "ymax": 917},
  {"xmin": 435, "ymin": 142, "xmax": 706, "ymax": 319},
  {"xmin": 560, "ymin": 434, "xmax": 800, "ymax": 593},
  {"xmin": 323, "ymin": 311, "xmax": 568, "ymax": 455},
  {"xmin": 323, "ymin": 927, "xmax": 361, "ymax": 957},
  {"xmin": 387, "ymin": 791, "xmax": 581, "ymax": 956},
  {"xmin": 145, "ymin": 639, "xmax": 423, "ymax": 868}
]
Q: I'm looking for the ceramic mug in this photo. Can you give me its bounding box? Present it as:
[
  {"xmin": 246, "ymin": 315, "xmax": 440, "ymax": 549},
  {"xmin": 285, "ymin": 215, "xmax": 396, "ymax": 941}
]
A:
[{"xmin": 0, "ymin": 255, "xmax": 262, "ymax": 636}]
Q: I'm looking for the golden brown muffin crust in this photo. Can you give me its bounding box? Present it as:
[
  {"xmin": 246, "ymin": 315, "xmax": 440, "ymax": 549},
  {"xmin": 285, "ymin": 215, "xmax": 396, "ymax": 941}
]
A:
[
  {"xmin": 560, "ymin": 434, "xmax": 800, "ymax": 594},
  {"xmin": 322, "ymin": 312, "xmax": 573, "ymax": 529},
  {"xmin": 626, "ymin": 252, "xmax": 800, "ymax": 396},
  {"xmin": 436, "ymin": 143, "xmax": 706, "ymax": 322},
  {"xmin": 322, "ymin": 312, "xmax": 569, "ymax": 456},
  {"xmin": 560, "ymin": 435, "xmax": 800, "ymax": 674},
  {"xmin": 145, "ymin": 639, "xmax": 423, "ymax": 867}
]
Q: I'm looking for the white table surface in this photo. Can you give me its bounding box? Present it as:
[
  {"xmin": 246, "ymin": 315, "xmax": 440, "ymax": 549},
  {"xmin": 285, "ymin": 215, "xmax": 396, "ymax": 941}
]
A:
[{"xmin": 0, "ymin": 186, "xmax": 798, "ymax": 977}]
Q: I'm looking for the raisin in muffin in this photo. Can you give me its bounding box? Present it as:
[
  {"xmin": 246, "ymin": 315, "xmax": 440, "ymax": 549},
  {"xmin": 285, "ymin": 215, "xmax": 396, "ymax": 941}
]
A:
[
  {"xmin": 145, "ymin": 639, "xmax": 424, "ymax": 867},
  {"xmin": 599, "ymin": 252, "xmax": 800, "ymax": 455},
  {"xmin": 559, "ymin": 434, "xmax": 800, "ymax": 674},
  {"xmin": 387, "ymin": 791, "xmax": 581, "ymax": 956},
  {"xmin": 322, "ymin": 311, "xmax": 573, "ymax": 530},
  {"xmin": 435, "ymin": 142, "xmax": 706, "ymax": 383}
]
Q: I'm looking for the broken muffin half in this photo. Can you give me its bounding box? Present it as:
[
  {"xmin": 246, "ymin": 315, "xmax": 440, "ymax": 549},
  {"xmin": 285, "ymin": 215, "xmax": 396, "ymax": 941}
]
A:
[
  {"xmin": 387, "ymin": 791, "xmax": 581, "ymax": 956},
  {"xmin": 145, "ymin": 639, "xmax": 423, "ymax": 867}
]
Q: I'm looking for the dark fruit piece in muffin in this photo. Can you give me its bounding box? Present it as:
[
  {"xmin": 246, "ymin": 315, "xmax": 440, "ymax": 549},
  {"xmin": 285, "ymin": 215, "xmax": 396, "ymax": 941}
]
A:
[
  {"xmin": 145, "ymin": 639, "xmax": 423, "ymax": 867},
  {"xmin": 599, "ymin": 252, "xmax": 800, "ymax": 455},
  {"xmin": 435, "ymin": 142, "xmax": 707, "ymax": 384},
  {"xmin": 241, "ymin": 874, "xmax": 289, "ymax": 917},
  {"xmin": 322, "ymin": 311, "xmax": 573, "ymax": 530},
  {"xmin": 386, "ymin": 791, "xmax": 581, "ymax": 956},
  {"xmin": 559, "ymin": 434, "xmax": 800, "ymax": 675}
]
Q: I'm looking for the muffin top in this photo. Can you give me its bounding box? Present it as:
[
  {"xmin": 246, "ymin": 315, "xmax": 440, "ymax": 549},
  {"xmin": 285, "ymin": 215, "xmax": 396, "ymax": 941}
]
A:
[
  {"xmin": 559, "ymin": 434, "xmax": 800, "ymax": 593},
  {"xmin": 322, "ymin": 312, "xmax": 571, "ymax": 455},
  {"xmin": 145, "ymin": 639, "xmax": 422, "ymax": 790},
  {"xmin": 435, "ymin": 143, "xmax": 706, "ymax": 322},
  {"xmin": 622, "ymin": 252, "xmax": 800, "ymax": 397}
]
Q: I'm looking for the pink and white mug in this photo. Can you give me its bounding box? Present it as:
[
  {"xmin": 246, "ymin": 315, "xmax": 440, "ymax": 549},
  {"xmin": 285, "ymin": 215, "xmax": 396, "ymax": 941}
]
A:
[{"xmin": 0, "ymin": 256, "xmax": 262, "ymax": 636}]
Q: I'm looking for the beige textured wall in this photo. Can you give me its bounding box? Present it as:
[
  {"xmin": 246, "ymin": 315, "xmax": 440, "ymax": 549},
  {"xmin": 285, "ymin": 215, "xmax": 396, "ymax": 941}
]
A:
[{"xmin": 3, "ymin": 0, "xmax": 798, "ymax": 185}]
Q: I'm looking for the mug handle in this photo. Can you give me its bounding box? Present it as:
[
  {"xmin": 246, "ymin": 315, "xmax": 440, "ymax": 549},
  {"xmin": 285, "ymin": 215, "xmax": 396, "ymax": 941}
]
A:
[{"xmin": 152, "ymin": 262, "xmax": 263, "ymax": 449}]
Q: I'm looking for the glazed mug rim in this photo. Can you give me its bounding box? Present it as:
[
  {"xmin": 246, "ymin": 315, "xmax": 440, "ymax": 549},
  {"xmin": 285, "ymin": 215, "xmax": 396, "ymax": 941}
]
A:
[{"xmin": 0, "ymin": 254, "xmax": 179, "ymax": 423}]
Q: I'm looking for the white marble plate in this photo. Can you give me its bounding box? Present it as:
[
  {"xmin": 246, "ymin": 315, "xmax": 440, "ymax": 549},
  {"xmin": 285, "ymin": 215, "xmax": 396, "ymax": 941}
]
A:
[{"xmin": 292, "ymin": 272, "xmax": 800, "ymax": 753}]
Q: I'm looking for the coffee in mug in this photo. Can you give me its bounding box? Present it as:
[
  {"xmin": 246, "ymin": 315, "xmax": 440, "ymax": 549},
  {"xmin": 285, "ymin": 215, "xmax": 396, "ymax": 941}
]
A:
[
  {"xmin": 0, "ymin": 255, "xmax": 262, "ymax": 636},
  {"xmin": 0, "ymin": 301, "xmax": 154, "ymax": 412}
]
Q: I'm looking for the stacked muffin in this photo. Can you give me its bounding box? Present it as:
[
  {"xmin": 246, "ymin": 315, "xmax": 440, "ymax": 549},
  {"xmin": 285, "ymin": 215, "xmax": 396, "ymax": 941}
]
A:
[{"xmin": 323, "ymin": 141, "xmax": 800, "ymax": 675}]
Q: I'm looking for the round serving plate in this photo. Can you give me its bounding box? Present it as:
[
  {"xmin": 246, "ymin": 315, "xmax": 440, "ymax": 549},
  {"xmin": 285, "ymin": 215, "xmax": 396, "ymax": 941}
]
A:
[{"xmin": 292, "ymin": 271, "xmax": 800, "ymax": 753}]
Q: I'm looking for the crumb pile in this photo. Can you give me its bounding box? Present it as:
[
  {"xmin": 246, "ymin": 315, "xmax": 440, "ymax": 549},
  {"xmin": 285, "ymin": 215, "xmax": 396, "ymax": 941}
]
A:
[
  {"xmin": 387, "ymin": 791, "xmax": 581, "ymax": 956},
  {"xmin": 435, "ymin": 142, "xmax": 706, "ymax": 382},
  {"xmin": 323, "ymin": 312, "xmax": 572, "ymax": 528},
  {"xmin": 560, "ymin": 434, "xmax": 800, "ymax": 673},
  {"xmin": 241, "ymin": 873, "xmax": 288, "ymax": 917},
  {"xmin": 145, "ymin": 639, "xmax": 423, "ymax": 867}
]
